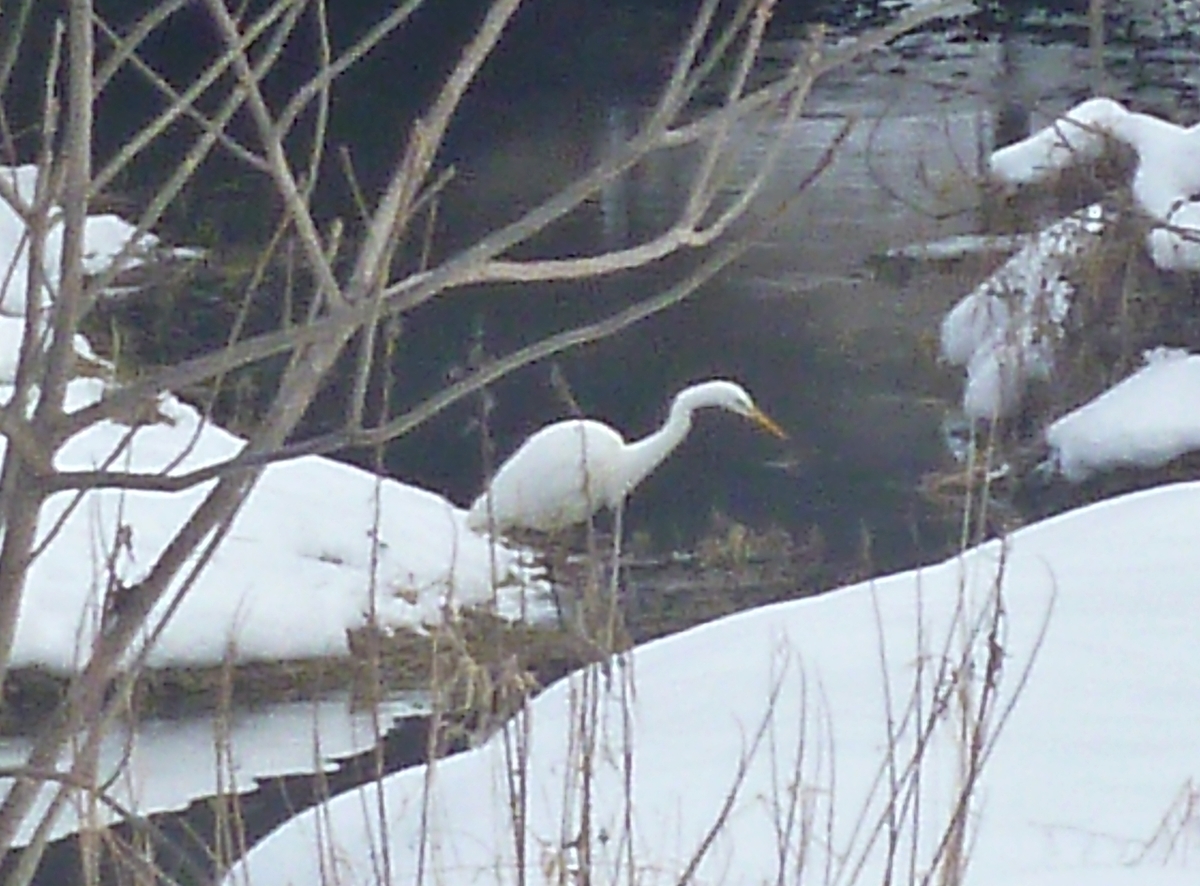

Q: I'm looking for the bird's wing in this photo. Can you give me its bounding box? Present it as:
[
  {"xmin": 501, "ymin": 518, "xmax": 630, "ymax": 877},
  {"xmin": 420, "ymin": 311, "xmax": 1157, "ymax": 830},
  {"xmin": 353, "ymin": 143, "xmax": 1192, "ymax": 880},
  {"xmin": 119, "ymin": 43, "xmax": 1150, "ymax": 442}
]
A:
[{"xmin": 473, "ymin": 420, "xmax": 625, "ymax": 532}]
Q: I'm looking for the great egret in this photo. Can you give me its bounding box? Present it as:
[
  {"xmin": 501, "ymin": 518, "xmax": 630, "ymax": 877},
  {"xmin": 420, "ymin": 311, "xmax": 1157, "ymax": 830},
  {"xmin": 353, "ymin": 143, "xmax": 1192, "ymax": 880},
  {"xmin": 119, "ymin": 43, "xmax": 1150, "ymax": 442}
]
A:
[{"xmin": 466, "ymin": 379, "xmax": 787, "ymax": 536}]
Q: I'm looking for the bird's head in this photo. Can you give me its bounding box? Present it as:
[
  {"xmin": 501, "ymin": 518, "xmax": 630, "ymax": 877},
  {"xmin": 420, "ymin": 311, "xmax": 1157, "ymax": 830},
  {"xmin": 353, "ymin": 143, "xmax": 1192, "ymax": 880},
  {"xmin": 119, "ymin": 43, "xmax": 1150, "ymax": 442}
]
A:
[{"xmin": 679, "ymin": 380, "xmax": 789, "ymax": 439}]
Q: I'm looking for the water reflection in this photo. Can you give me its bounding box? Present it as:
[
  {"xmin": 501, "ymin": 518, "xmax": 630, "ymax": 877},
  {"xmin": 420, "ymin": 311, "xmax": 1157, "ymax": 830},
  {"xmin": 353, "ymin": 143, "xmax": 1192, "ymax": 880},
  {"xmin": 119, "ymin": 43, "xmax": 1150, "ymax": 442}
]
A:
[{"xmin": 0, "ymin": 692, "xmax": 427, "ymax": 848}]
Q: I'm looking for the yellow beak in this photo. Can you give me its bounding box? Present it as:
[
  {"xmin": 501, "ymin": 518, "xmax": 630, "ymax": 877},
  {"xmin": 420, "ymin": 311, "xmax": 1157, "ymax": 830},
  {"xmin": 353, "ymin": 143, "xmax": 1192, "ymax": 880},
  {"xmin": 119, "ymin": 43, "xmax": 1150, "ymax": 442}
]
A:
[{"xmin": 748, "ymin": 407, "xmax": 788, "ymax": 440}]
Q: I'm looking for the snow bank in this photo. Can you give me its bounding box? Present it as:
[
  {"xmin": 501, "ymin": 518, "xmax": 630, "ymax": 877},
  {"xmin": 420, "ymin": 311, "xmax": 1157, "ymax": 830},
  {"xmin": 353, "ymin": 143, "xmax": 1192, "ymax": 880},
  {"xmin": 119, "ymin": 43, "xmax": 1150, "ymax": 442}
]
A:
[
  {"xmin": 1047, "ymin": 347, "xmax": 1200, "ymax": 480},
  {"xmin": 227, "ymin": 480, "xmax": 1200, "ymax": 886},
  {"xmin": 989, "ymin": 97, "xmax": 1200, "ymax": 270},
  {"xmin": 6, "ymin": 379, "xmax": 540, "ymax": 670}
]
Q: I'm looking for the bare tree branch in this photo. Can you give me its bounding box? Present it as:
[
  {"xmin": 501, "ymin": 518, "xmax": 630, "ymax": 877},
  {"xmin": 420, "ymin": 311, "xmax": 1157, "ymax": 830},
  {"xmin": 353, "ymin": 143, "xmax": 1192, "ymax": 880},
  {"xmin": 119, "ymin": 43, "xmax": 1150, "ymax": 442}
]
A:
[
  {"xmin": 38, "ymin": 0, "xmax": 94, "ymax": 417},
  {"xmin": 0, "ymin": 0, "xmax": 36, "ymax": 104},
  {"xmin": 92, "ymin": 7, "xmax": 268, "ymax": 176},
  {"xmin": 202, "ymin": 0, "xmax": 345, "ymax": 307},
  {"xmin": 347, "ymin": 0, "xmax": 525, "ymax": 306},
  {"xmin": 44, "ymin": 118, "xmax": 852, "ymax": 496},
  {"xmin": 0, "ymin": 0, "xmax": 971, "ymax": 860},
  {"xmin": 0, "ymin": 17, "xmax": 76, "ymax": 713},
  {"xmin": 275, "ymin": 0, "xmax": 427, "ymax": 142},
  {"xmin": 50, "ymin": 1, "xmax": 962, "ymax": 444}
]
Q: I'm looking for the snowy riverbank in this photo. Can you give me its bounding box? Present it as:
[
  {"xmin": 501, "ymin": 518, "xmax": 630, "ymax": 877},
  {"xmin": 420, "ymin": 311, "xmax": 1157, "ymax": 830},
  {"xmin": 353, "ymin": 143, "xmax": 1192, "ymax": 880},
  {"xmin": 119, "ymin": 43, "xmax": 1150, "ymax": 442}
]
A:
[{"xmin": 230, "ymin": 479, "xmax": 1200, "ymax": 886}]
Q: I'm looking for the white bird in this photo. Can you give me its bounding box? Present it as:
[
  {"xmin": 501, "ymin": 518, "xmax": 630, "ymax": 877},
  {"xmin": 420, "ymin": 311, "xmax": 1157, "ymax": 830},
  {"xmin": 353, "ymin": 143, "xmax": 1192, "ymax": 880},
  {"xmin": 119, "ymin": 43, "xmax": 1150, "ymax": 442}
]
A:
[{"xmin": 466, "ymin": 379, "xmax": 787, "ymax": 536}]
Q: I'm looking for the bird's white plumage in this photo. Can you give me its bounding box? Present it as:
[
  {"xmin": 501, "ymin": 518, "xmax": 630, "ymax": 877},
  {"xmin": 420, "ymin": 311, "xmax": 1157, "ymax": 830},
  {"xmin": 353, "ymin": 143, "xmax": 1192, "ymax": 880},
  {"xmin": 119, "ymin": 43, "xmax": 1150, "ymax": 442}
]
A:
[
  {"xmin": 466, "ymin": 380, "xmax": 785, "ymax": 535},
  {"xmin": 468, "ymin": 420, "xmax": 627, "ymax": 534}
]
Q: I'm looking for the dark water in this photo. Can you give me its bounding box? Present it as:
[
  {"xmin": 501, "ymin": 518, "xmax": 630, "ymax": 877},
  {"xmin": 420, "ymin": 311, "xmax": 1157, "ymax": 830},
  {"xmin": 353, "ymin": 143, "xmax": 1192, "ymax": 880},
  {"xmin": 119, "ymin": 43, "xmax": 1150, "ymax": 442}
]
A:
[
  {"xmin": 321, "ymin": 0, "xmax": 1200, "ymax": 570},
  {"xmin": 24, "ymin": 0, "xmax": 977, "ymax": 571}
]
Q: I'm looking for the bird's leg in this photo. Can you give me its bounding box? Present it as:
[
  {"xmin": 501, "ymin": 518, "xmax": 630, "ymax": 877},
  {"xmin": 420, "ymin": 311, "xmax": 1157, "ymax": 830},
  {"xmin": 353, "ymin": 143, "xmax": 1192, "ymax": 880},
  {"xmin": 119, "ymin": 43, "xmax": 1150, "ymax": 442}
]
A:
[
  {"xmin": 608, "ymin": 501, "xmax": 624, "ymax": 611},
  {"xmin": 547, "ymin": 537, "xmax": 571, "ymax": 632},
  {"xmin": 600, "ymin": 501, "xmax": 626, "ymax": 681}
]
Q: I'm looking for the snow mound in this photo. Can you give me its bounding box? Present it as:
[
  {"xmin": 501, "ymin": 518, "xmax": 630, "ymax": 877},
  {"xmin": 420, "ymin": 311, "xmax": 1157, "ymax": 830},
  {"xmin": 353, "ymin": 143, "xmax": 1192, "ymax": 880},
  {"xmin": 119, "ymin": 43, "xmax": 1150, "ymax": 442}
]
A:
[
  {"xmin": 989, "ymin": 97, "xmax": 1129, "ymax": 185},
  {"xmin": 989, "ymin": 97, "xmax": 1200, "ymax": 271},
  {"xmin": 6, "ymin": 378, "xmax": 542, "ymax": 670},
  {"xmin": 1047, "ymin": 347, "xmax": 1200, "ymax": 481},
  {"xmin": 0, "ymin": 165, "xmax": 196, "ymax": 315}
]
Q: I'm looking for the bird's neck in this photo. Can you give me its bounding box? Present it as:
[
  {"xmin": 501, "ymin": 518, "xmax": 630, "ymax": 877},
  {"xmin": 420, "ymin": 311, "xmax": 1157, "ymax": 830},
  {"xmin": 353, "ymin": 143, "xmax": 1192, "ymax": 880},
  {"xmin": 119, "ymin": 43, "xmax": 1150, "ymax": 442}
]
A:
[{"xmin": 617, "ymin": 401, "xmax": 693, "ymax": 496}]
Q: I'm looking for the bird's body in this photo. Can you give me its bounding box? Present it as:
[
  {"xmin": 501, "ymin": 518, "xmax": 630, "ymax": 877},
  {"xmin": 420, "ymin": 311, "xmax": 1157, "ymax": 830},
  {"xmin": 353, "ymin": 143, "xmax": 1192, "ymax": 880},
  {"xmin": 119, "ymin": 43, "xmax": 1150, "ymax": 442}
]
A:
[
  {"xmin": 466, "ymin": 380, "xmax": 786, "ymax": 536},
  {"xmin": 468, "ymin": 419, "xmax": 628, "ymax": 534}
]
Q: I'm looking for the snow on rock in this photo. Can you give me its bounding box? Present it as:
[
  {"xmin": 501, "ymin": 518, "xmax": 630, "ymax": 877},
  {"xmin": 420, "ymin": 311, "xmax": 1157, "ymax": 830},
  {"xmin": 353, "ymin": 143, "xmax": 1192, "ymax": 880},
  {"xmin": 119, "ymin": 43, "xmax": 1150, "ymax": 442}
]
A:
[
  {"xmin": 989, "ymin": 97, "xmax": 1129, "ymax": 185},
  {"xmin": 1047, "ymin": 347, "xmax": 1200, "ymax": 481},
  {"xmin": 227, "ymin": 480, "xmax": 1200, "ymax": 886},
  {"xmin": 940, "ymin": 205, "xmax": 1106, "ymax": 420},
  {"xmin": 962, "ymin": 335, "xmax": 1026, "ymax": 420},
  {"xmin": 989, "ymin": 97, "xmax": 1200, "ymax": 270},
  {"xmin": 1148, "ymin": 199, "xmax": 1200, "ymax": 271},
  {"xmin": 940, "ymin": 290, "xmax": 1012, "ymax": 367}
]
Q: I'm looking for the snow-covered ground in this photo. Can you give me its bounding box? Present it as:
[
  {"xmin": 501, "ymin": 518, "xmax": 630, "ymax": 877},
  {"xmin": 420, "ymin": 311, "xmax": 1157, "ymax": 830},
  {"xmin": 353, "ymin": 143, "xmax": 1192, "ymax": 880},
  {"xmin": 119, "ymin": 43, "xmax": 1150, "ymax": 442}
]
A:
[
  {"xmin": 10, "ymin": 379, "xmax": 541, "ymax": 670},
  {"xmin": 1047, "ymin": 348, "xmax": 1200, "ymax": 480},
  {"xmin": 228, "ymin": 480, "xmax": 1200, "ymax": 886},
  {"xmin": 0, "ymin": 166, "xmax": 543, "ymax": 673}
]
